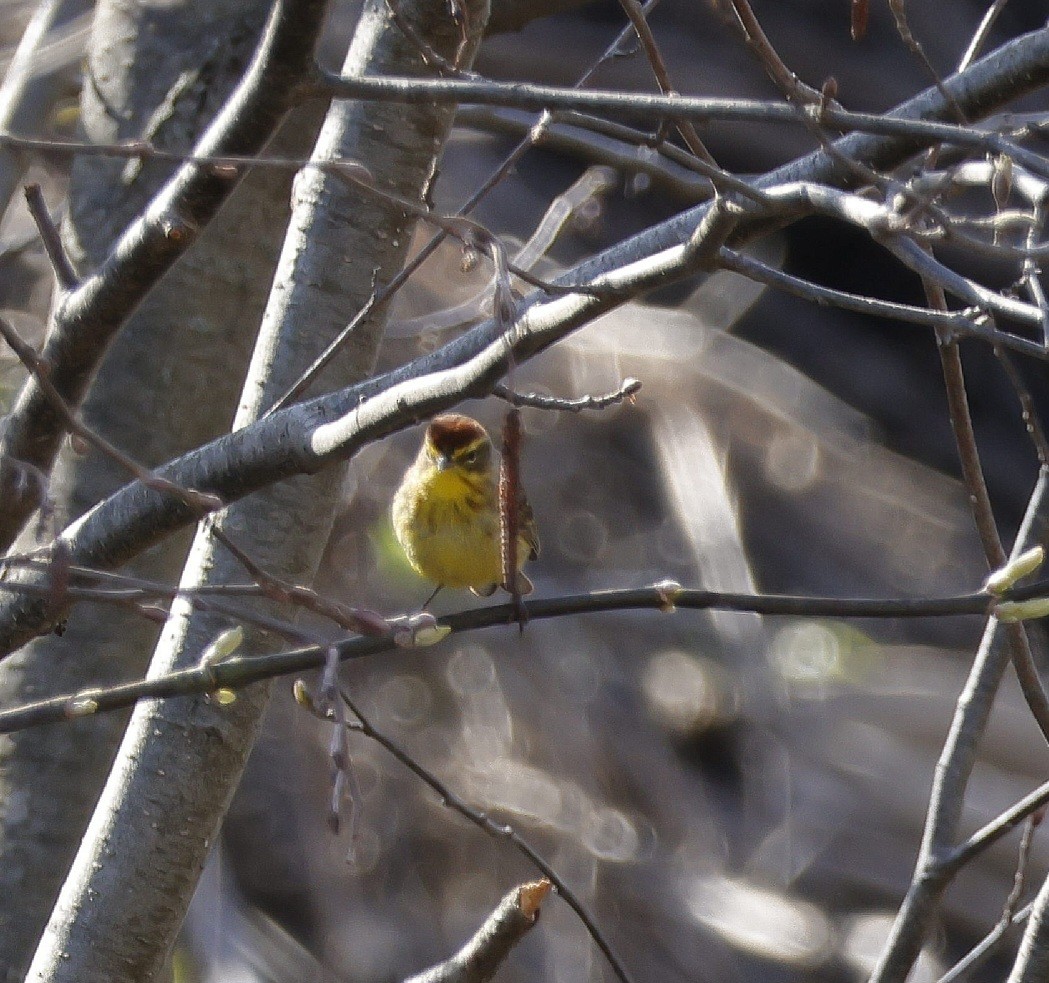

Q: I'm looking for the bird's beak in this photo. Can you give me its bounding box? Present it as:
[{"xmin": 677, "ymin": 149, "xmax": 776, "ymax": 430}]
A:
[{"xmin": 435, "ymin": 453, "xmax": 453, "ymax": 472}]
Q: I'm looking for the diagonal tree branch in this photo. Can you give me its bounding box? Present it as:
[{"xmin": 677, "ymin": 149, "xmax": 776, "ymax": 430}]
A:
[
  {"xmin": 870, "ymin": 468, "xmax": 1049, "ymax": 983},
  {"xmin": 0, "ymin": 0, "xmax": 330, "ymax": 552},
  {"xmin": 22, "ymin": 0, "xmax": 491, "ymax": 975},
  {"xmin": 0, "ymin": 19, "xmax": 1046, "ymax": 660}
]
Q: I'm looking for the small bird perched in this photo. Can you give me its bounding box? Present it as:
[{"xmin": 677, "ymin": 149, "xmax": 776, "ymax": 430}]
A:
[{"xmin": 392, "ymin": 414, "xmax": 539, "ymax": 602}]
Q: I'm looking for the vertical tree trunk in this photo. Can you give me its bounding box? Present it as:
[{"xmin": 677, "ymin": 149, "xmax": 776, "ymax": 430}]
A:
[
  {"xmin": 0, "ymin": 1, "xmax": 315, "ymax": 975},
  {"xmin": 25, "ymin": 0, "xmax": 490, "ymax": 977}
]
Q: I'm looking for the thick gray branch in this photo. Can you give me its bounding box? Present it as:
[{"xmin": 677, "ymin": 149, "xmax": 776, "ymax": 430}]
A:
[
  {"xmin": 0, "ymin": 18, "xmax": 1047, "ymax": 659},
  {"xmin": 0, "ymin": 0, "xmax": 330, "ymax": 550},
  {"xmin": 23, "ymin": 0, "xmax": 490, "ymax": 974},
  {"xmin": 0, "ymin": 0, "xmax": 293, "ymax": 973}
]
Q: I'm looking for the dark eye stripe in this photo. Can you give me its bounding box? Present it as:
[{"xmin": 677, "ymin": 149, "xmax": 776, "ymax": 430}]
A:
[{"xmin": 457, "ymin": 443, "xmax": 490, "ymax": 469}]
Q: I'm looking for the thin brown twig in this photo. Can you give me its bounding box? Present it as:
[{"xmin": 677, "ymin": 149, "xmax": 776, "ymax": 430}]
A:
[
  {"xmin": 617, "ymin": 0, "xmax": 716, "ymax": 165},
  {"xmin": 939, "ymin": 901, "xmax": 1034, "ymax": 983},
  {"xmin": 335, "ymin": 688, "xmax": 635, "ymax": 983},
  {"xmin": 0, "ymin": 563, "xmax": 328, "ymax": 647},
  {"xmin": 0, "ymin": 314, "xmax": 222, "ymax": 516},
  {"xmin": 23, "ymin": 183, "xmax": 77, "ymax": 290},
  {"xmin": 720, "ymin": 0, "xmax": 901, "ymax": 201},
  {"xmin": 208, "ymin": 524, "xmax": 391, "ymax": 636},
  {"xmin": 723, "ymin": 0, "xmax": 825, "ymax": 107},
  {"xmin": 498, "ymin": 407, "xmax": 526, "ymax": 629},
  {"xmin": 913, "ymin": 154, "xmax": 1049, "ymax": 747},
  {"xmin": 932, "ymin": 308, "xmax": 1049, "ymax": 744},
  {"xmin": 888, "ymin": 0, "xmax": 966, "ymax": 122},
  {"xmin": 850, "ymin": 0, "xmax": 868, "ymax": 41},
  {"xmin": 0, "ymin": 555, "xmax": 381, "ymax": 647},
  {"xmin": 986, "ymin": 808, "xmax": 1042, "ymax": 965},
  {"xmin": 456, "ymin": 106, "xmax": 712, "ymax": 201},
  {"xmin": 996, "ymin": 346, "xmax": 1049, "ymax": 466},
  {"xmin": 940, "ymin": 809, "xmax": 1042, "ymax": 983},
  {"xmin": 391, "ymin": 165, "xmax": 619, "ymax": 340}
]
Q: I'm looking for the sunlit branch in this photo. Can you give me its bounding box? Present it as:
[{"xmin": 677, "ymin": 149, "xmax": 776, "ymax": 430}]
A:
[
  {"xmin": 0, "ymin": 581, "xmax": 1009, "ymax": 734},
  {"xmin": 0, "ymin": 0, "xmax": 330, "ymax": 551}
]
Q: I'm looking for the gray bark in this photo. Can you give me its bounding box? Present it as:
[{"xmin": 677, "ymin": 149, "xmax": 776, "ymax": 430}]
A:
[
  {"xmin": 24, "ymin": 0, "xmax": 490, "ymax": 976},
  {"xmin": 0, "ymin": 1, "xmax": 307, "ymax": 976}
]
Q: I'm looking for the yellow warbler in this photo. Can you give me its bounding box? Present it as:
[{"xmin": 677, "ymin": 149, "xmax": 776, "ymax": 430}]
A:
[{"xmin": 392, "ymin": 414, "xmax": 539, "ymax": 602}]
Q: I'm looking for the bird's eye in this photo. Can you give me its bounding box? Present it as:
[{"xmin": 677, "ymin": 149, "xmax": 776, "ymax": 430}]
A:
[{"xmin": 463, "ymin": 450, "xmax": 477, "ymax": 465}]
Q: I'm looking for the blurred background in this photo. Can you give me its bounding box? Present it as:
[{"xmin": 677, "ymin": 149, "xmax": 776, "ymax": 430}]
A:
[{"xmin": 4, "ymin": 0, "xmax": 1049, "ymax": 980}]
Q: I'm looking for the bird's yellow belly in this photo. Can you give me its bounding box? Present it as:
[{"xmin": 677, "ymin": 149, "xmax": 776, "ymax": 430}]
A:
[
  {"xmin": 393, "ymin": 489, "xmax": 528, "ymax": 590},
  {"xmin": 408, "ymin": 520, "xmax": 504, "ymax": 589}
]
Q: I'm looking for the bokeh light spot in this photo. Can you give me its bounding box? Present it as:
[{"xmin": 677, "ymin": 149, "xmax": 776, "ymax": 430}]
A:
[{"xmin": 686, "ymin": 875, "xmax": 833, "ymax": 967}]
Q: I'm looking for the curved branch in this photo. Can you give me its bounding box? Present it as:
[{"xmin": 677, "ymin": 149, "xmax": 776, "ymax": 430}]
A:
[
  {"xmin": 0, "ymin": 0, "xmax": 330, "ymax": 551},
  {"xmin": 2, "ymin": 21, "xmax": 1048, "ymax": 656}
]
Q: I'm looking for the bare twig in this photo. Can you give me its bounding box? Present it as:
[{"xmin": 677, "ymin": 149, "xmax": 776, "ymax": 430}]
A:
[
  {"xmin": 0, "ymin": 314, "xmax": 222, "ymax": 516},
  {"xmin": 493, "ymin": 378, "xmax": 641, "ymax": 412},
  {"xmin": 0, "ymin": 0, "xmax": 331, "ymax": 552},
  {"xmin": 721, "ymin": 0, "xmax": 825, "ymax": 106},
  {"xmin": 390, "ymin": 166, "xmax": 618, "ymax": 340},
  {"xmin": 617, "ymin": 0, "xmax": 716, "ymax": 164},
  {"xmin": 403, "ymin": 880, "xmax": 551, "ymax": 983},
  {"xmin": 927, "ymin": 271, "xmax": 1049, "ymax": 746},
  {"xmin": 0, "ymin": 580, "xmax": 1016, "ymax": 734},
  {"xmin": 941, "ymin": 901, "xmax": 1034, "ymax": 983},
  {"xmin": 498, "ymin": 407, "xmax": 526, "ymax": 628},
  {"xmin": 337, "ymin": 688, "xmax": 632, "ymax": 983},
  {"xmin": 949, "ymin": 785, "xmax": 1049, "ymax": 874},
  {"xmin": 941, "ymin": 806, "xmax": 1040, "ymax": 983},
  {"xmin": 718, "ymin": 248, "xmax": 1044, "ymax": 358},
  {"xmin": 209, "ymin": 524, "xmax": 389, "ymax": 636},
  {"xmin": 888, "ymin": 0, "xmax": 966, "ymax": 122},
  {"xmin": 23, "ymin": 183, "xmax": 77, "ymax": 290},
  {"xmin": 996, "ymin": 346, "xmax": 1049, "ymax": 466},
  {"xmin": 1006, "ymin": 867, "xmax": 1049, "ymax": 981}
]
